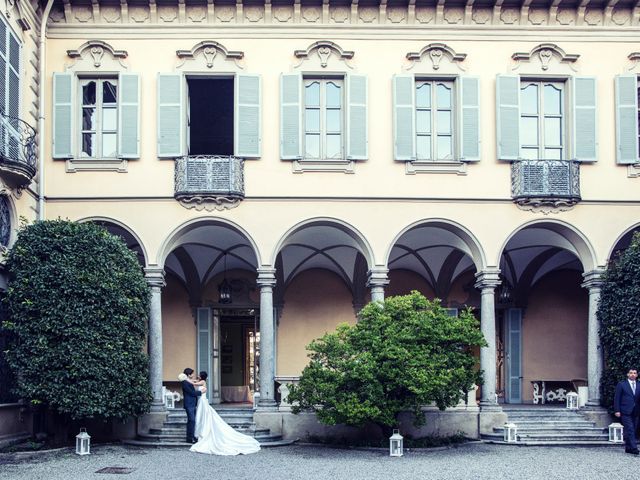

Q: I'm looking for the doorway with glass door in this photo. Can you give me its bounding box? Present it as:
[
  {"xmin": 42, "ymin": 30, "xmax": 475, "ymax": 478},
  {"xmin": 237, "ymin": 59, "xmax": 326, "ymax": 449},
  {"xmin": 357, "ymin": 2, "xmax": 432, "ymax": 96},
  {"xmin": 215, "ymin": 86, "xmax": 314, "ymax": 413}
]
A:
[{"xmin": 196, "ymin": 307, "xmax": 259, "ymax": 405}]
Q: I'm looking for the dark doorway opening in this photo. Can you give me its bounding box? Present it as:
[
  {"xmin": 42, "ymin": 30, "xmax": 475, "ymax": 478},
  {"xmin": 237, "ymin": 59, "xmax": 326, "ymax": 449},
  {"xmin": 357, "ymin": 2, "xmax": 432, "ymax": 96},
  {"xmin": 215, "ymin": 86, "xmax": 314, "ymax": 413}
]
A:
[{"xmin": 188, "ymin": 77, "xmax": 234, "ymax": 156}]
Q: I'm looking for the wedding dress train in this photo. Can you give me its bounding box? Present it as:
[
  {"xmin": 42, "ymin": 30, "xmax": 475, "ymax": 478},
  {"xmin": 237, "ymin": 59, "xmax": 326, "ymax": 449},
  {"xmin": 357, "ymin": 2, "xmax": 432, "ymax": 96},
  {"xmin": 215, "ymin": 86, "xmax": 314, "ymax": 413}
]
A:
[{"xmin": 189, "ymin": 393, "xmax": 261, "ymax": 455}]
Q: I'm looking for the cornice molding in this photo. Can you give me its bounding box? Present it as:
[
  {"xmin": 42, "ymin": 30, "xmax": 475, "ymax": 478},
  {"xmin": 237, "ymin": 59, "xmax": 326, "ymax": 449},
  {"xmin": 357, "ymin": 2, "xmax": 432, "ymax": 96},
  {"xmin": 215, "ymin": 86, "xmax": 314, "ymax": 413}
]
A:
[
  {"xmin": 512, "ymin": 43, "xmax": 579, "ymax": 71},
  {"xmin": 294, "ymin": 40, "xmax": 354, "ymax": 69},
  {"xmin": 67, "ymin": 39, "xmax": 128, "ymax": 66},
  {"xmin": 176, "ymin": 40, "xmax": 244, "ymax": 69},
  {"xmin": 405, "ymin": 42, "xmax": 466, "ymax": 71}
]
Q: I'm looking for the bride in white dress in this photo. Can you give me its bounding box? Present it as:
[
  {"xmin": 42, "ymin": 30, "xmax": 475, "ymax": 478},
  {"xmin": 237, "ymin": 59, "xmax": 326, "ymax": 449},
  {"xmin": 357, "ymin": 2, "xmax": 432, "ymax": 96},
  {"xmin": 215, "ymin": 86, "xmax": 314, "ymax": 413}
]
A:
[{"xmin": 188, "ymin": 372, "xmax": 261, "ymax": 456}]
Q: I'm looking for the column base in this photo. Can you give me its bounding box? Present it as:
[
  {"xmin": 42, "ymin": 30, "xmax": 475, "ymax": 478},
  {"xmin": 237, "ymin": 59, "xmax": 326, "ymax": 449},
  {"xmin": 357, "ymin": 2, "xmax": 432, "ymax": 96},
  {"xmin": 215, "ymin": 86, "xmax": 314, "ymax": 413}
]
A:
[
  {"xmin": 479, "ymin": 401, "xmax": 502, "ymax": 412},
  {"xmin": 479, "ymin": 406, "xmax": 507, "ymax": 436},
  {"xmin": 257, "ymin": 399, "xmax": 279, "ymax": 411},
  {"xmin": 149, "ymin": 400, "xmax": 167, "ymax": 413}
]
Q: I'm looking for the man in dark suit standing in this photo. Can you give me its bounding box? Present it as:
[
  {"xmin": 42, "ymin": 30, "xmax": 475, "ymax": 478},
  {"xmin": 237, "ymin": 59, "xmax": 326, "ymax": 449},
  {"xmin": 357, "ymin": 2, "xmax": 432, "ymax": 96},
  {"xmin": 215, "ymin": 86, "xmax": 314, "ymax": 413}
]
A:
[
  {"xmin": 614, "ymin": 367, "xmax": 640, "ymax": 455},
  {"xmin": 181, "ymin": 367, "xmax": 203, "ymax": 444}
]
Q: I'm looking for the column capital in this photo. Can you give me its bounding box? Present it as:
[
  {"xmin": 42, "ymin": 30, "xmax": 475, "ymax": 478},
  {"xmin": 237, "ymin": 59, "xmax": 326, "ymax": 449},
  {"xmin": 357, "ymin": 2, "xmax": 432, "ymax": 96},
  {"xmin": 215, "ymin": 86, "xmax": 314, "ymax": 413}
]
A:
[
  {"xmin": 474, "ymin": 268, "xmax": 501, "ymax": 290},
  {"xmin": 256, "ymin": 267, "xmax": 277, "ymax": 287},
  {"xmin": 144, "ymin": 267, "xmax": 166, "ymax": 288},
  {"xmin": 581, "ymin": 268, "xmax": 606, "ymax": 291},
  {"xmin": 366, "ymin": 267, "xmax": 389, "ymax": 287}
]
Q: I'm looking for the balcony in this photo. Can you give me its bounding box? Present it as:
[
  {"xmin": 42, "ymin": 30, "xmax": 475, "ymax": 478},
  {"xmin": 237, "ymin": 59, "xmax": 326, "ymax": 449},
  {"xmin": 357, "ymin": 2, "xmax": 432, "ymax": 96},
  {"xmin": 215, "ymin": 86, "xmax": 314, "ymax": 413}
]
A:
[
  {"xmin": 0, "ymin": 110, "xmax": 36, "ymax": 188},
  {"xmin": 174, "ymin": 155, "xmax": 245, "ymax": 211},
  {"xmin": 511, "ymin": 160, "xmax": 580, "ymax": 212}
]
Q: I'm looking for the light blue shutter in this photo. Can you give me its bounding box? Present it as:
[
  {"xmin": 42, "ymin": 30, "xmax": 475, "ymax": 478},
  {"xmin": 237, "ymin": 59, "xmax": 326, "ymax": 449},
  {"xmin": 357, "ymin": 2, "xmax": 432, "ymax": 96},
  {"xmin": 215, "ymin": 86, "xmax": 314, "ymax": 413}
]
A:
[
  {"xmin": 506, "ymin": 308, "xmax": 522, "ymax": 404},
  {"xmin": 572, "ymin": 76, "xmax": 597, "ymax": 162},
  {"xmin": 52, "ymin": 72, "xmax": 74, "ymax": 159},
  {"xmin": 157, "ymin": 73, "xmax": 184, "ymax": 158},
  {"xmin": 280, "ymin": 73, "xmax": 302, "ymax": 160},
  {"xmin": 235, "ymin": 74, "xmax": 261, "ymax": 158},
  {"xmin": 393, "ymin": 74, "xmax": 415, "ymax": 161},
  {"xmin": 347, "ymin": 74, "xmax": 368, "ymax": 160},
  {"xmin": 615, "ymin": 74, "xmax": 638, "ymax": 164},
  {"xmin": 459, "ymin": 76, "xmax": 481, "ymax": 161},
  {"xmin": 496, "ymin": 75, "xmax": 520, "ymax": 161},
  {"xmin": 196, "ymin": 308, "xmax": 211, "ymax": 378},
  {"xmin": 118, "ymin": 73, "xmax": 140, "ymax": 159}
]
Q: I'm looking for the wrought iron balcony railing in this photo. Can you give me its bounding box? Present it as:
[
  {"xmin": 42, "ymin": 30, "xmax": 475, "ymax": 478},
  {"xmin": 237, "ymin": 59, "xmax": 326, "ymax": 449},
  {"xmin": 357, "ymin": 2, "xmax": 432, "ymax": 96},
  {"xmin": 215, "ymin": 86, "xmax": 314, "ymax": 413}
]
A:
[
  {"xmin": 0, "ymin": 110, "xmax": 37, "ymax": 187},
  {"xmin": 174, "ymin": 155, "xmax": 245, "ymax": 211},
  {"xmin": 511, "ymin": 159, "xmax": 581, "ymax": 210}
]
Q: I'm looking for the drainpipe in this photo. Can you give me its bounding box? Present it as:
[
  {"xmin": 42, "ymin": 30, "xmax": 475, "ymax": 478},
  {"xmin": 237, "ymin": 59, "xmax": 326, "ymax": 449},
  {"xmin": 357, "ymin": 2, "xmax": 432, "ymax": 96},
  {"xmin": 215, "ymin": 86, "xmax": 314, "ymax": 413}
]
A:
[{"xmin": 37, "ymin": 0, "xmax": 55, "ymax": 221}]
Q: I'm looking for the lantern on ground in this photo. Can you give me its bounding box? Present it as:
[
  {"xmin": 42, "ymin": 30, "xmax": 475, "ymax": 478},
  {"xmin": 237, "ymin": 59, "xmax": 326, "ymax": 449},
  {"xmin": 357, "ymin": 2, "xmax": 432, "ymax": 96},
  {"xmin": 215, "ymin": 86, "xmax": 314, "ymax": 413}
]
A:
[
  {"xmin": 389, "ymin": 429, "xmax": 403, "ymax": 457},
  {"xmin": 609, "ymin": 423, "xmax": 624, "ymax": 443},
  {"xmin": 566, "ymin": 391, "xmax": 579, "ymax": 410},
  {"xmin": 75, "ymin": 428, "xmax": 91, "ymax": 455},
  {"xmin": 504, "ymin": 423, "xmax": 517, "ymax": 443}
]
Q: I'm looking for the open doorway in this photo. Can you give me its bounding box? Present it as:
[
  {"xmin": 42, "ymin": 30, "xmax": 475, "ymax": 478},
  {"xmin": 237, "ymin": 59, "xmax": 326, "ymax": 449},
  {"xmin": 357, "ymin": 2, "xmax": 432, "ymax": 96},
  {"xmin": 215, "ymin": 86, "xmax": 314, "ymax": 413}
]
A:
[{"xmin": 219, "ymin": 314, "xmax": 259, "ymax": 404}]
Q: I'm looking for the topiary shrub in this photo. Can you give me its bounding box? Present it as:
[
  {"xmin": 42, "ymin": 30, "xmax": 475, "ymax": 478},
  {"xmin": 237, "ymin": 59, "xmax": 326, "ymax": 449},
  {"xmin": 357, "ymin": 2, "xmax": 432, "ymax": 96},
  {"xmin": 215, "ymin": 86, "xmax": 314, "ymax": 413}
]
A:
[
  {"xmin": 2, "ymin": 220, "xmax": 152, "ymax": 421},
  {"xmin": 287, "ymin": 291, "xmax": 486, "ymax": 436},
  {"xmin": 599, "ymin": 232, "xmax": 640, "ymax": 409}
]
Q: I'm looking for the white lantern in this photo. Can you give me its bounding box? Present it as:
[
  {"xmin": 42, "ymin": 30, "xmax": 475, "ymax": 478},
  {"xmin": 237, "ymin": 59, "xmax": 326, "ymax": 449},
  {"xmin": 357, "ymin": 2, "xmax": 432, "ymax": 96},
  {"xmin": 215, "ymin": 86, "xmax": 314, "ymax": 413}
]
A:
[
  {"xmin": 389, "ymin": 429, "xmax": 403, "ymax": 457},
  {"xmin": 504, "ymin": 423, "xmax": 517, "ymax": 443},
  {"xmin": 75, "ymin": 428, "xmax": 91, "ymax": 455},
  {"xmin": 566, "ymin": 391, "xmax": 579, "ymax": 410},
  {"xmin": 164, "ymin": 390, "xmax": 176, "ymax": 409},
  {"xmin": 609, "ymin": 422, "xmax": 624, "ymax": 443}
]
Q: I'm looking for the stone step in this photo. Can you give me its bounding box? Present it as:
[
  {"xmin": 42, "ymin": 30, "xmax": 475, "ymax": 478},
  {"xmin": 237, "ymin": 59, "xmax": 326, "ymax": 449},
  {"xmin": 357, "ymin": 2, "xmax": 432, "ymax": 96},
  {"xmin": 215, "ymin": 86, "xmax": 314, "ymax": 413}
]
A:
[
  {"xmin": 150, "ymin": 427, "xmax": 271, "ymax": 436},
  {"xmin": 493, "ymin": 426, "xmax": 604, "ymax": 434},
  {"xmin": 510, "ymin": 420, "xmax": 596, "ymax": 426},
  {"xmin": 138, "ymin": 431, "xmax": 282, "ymax": 442},
  {"xmin": 516, "ymin": 433, "xmax": 609, "ymax": 442}
]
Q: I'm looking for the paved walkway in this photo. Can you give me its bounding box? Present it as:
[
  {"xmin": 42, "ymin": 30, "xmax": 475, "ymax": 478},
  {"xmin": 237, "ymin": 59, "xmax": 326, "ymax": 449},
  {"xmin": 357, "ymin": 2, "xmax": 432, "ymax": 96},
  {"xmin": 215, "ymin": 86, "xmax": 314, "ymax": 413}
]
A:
[{"xmin": 0, "ymin": 442, "xmax": 632, "ymax": 480}]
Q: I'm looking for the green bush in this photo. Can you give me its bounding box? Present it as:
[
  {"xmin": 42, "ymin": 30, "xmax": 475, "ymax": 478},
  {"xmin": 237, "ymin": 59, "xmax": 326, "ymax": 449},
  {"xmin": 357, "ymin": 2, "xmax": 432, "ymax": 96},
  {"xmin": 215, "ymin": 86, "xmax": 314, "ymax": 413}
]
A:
[
  {"xmin": 2, "ymin": 220, "xmax": 152, "ymax": 420},
  {"xmin": 288, "ymin": 291, "xmax": 486, "ymax": 434},
  {"xmin": 599, "ymin": 232, "xmax": 640, "ymax": 409}
]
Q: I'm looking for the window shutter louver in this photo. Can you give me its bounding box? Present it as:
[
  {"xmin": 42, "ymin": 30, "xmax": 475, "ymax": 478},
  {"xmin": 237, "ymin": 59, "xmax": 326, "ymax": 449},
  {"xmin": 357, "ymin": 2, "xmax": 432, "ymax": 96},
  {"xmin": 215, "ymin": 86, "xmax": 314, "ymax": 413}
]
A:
[
  {"xmin": 235, "ymin": 74, "xmax": 261, "ymax": 158},
  {"xmin": 615, "ymin": 74, "xmax": 638, "ymax": 165},
  {"xmin": 347, "ymin": 74, "xmax": 368, "ymax": 160},
  {"xmin": 496, "ymin": 74, "xmax": 520, "ymax": 161},
  {"xmin": 280, "ymin": 73, "xmax": 302, "ymax": 160},
  {"xmin": 572, "ymin": 76, "xmax": 597, "ymax": 162},
  {"xmin": 52, "ymin": 72, "xmax": 74, "ymax": 159},
  {"xmin": 459, "ymin": 76, "xmax": 481, "ymax": 161},
  {"xmin": 157, "ymin": 73, "xmax": 184, "ymax": 159},
  {"xmin": 118, "ymin": 73, "xmax": 141, "ymax": 159},
  {"xmin": 393, "ymin": 74, "xmax": 416, "ymax": 161}
]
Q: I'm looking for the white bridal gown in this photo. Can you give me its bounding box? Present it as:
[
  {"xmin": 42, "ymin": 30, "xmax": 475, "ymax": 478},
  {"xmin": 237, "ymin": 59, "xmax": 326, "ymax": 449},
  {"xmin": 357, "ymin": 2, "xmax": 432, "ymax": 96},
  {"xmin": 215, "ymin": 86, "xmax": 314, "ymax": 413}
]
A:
[{"xmin": 189, "ymin": 390, "xmax": 261, "ymax": 456}]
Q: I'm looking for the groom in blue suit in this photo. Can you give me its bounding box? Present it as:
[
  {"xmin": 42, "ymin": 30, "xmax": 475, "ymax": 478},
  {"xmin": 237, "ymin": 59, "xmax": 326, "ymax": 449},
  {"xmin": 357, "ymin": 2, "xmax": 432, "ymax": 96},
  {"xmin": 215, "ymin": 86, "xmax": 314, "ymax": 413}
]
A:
[
  {"xmin": 181, "ymin": 368, "xmax": 202, "ymax": 444},
  {"xmin": 614, "ymin": 368, "xmax": 640, "ymax": 455}
]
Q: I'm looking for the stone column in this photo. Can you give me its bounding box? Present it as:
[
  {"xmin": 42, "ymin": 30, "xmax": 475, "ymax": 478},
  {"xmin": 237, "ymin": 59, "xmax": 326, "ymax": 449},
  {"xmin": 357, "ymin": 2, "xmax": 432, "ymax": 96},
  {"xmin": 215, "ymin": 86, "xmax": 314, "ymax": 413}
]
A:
[
  {"xmin": 145, "ymin": 267, "xmax": 166, "ymax": 413},
  {"xmin": 582, "ymin": 269, "xmax": 605, "ymax": 406},
  {"xmin": 367, "ymin": 267, "xmax": 389, "ymax": 303},
  {"xmin": 257, "ymin": 268, "xmax": 278, "ymax": 410},
  {"xmin": 474, "ymin": 269, "xmax": 501, "ymax": 407}
]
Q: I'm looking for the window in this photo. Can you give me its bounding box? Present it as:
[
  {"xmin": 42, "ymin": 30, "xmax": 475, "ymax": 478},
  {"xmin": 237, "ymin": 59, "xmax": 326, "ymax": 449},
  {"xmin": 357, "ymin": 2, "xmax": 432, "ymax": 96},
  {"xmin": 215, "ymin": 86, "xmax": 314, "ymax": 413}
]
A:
[
  {"xmin": 393, "ymin": 74, "xmax": 480, "ymax": 165},
  {"xmin": 53, "ymin": 72, "xmax": 140, "ymax": 166},
  {"xmin": 519, "ymin": 81, "xmax": 564, "ymax": 160},
  {"xmin": 79, "ymin": 78, "xmax": 118, "ymax": 159},
  {"xmin": 304, "ymin": 78, "xmax": 344, "ymax": 160},
  {"xmin": 496, "ymin": 75, "xmax": 596, "ymax": 163},
  {"xmin": 280, "ymin": 73, "xmax": 367, "ymax": 168},
  {"xmin": 0, "ymin": 15, "xmax": 21, "ymax": 161},
  {"xmin": 615, "ymin": 74, "xmax": 640, "ymax": 165},
  {"xmin": 157, "ymin": 74, "xmax": 260, "ymax": 159},
  {"xmin": 415, "ymin": 80, "xmax": 454, "ymax": 161}
]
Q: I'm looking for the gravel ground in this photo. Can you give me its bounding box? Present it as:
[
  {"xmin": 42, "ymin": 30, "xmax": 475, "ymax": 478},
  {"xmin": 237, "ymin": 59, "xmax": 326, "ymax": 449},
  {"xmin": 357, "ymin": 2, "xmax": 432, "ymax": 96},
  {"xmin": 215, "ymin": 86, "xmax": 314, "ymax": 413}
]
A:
[{"xmin": 0, "ymin": 442, "xmax": 633, "ymax": 480}]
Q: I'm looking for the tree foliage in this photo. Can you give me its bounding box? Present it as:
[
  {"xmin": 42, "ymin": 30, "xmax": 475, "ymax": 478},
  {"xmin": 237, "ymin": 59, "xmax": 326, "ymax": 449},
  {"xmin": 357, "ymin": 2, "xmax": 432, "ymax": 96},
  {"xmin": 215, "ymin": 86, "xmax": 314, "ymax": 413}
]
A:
[
  {"xmin": 2, "ymin": 220, "xmax": 152, "ymax": 420},
  {"xmin": 599, "ymin": 232, "xmax": 640, "ymax": 408},
  {"xmin": 287, "ymin": 291, "xmax": 486, "ymax": 432}
]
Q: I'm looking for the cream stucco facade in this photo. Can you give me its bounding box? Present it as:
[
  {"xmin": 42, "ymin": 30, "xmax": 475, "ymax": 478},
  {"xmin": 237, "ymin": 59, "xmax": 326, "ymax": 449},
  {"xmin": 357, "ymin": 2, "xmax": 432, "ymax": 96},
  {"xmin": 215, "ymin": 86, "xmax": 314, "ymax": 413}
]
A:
[{"xmin": 2, "ymin": 0, "xmax": 640, "ymax": 441}]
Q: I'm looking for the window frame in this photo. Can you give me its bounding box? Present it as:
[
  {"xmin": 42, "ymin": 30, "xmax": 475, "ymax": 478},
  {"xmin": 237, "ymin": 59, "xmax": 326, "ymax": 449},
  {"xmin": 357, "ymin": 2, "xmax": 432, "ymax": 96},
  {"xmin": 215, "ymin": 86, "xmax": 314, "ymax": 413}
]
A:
[
  {"xmin": 302, "ymin": 75, "xmax": 345, "ymax": 161},
  {"xmin": 414, "ymin": 78, "xmax": 456, "ymax": 162},
  {"xmin": 519, "ymin": 78, "xmax": 566, "ymax": 161},
  {"xmin": 77, "ymin": 77, "xmax": 119, "ymax": 160}
]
